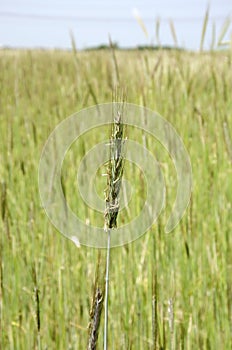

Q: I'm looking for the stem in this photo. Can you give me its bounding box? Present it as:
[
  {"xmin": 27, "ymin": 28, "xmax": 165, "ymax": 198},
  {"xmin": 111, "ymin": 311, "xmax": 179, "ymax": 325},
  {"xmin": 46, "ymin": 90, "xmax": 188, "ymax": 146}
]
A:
[{"xmin": 104, "ymin": 230, "xmax": 111, "ymax": 350}]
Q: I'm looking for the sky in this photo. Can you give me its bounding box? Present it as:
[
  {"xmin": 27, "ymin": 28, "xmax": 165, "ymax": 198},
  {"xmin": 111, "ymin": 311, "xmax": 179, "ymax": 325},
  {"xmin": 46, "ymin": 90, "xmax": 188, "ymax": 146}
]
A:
[{"xmin": 0, "ymin": 0, "xmax": 231, "ymax": 50}]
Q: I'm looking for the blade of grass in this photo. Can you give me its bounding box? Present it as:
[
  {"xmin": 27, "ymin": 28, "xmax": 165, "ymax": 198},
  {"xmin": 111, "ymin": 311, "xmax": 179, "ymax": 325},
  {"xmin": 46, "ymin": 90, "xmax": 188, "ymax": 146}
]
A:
[
  {"xmin": 200, "ymin": 5, "xmax": 210, "ymax": 52},
  {"xmin": 109, "ymin": 35, "xmax": 120, "ymax": 85},
  {"xmin": 133, "ymin": 8, "xmax": 149, "ymax": 39},
  {"xmin": 217, "ymin": 15, "xmax": 231, "ymax": 47},
  {"xmin": 169, "ymin": 19, "xmax": 178, "ymax": 47},
  {"xmin": 155, "ymin": 17, "xmax": 161, "ymax": 47}
]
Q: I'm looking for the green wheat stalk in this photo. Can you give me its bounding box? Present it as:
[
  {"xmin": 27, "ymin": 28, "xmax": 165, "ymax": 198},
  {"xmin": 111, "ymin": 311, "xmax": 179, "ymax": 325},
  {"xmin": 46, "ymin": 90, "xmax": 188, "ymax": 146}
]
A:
[
  {"xmin": 199, "ymin": 5, "xmax": 210, "ymax": 52},
  {"xmin": 103, "ymin": 98, "xmax": 126, "ymax": 350}
]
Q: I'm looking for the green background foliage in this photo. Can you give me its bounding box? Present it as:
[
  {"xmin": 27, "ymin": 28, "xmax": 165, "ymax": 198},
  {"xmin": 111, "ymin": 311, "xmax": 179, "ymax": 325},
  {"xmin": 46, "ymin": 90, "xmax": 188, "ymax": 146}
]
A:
[{"xmin": 0, "ymin": 48, "xmax": 231, "ymax": 349}]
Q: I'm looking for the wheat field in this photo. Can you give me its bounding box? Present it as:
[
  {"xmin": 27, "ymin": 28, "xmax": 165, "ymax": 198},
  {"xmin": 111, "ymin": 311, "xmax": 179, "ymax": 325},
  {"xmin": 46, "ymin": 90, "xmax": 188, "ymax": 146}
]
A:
[{"xmin": 0, "ymin": 47, "xmax": 232, "ymax": 349}]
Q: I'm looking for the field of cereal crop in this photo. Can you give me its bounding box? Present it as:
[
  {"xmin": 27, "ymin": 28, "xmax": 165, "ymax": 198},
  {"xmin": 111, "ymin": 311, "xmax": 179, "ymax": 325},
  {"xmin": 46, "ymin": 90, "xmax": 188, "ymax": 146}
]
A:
[{"xmin": 0, "ymin": 47, "xmax": 232, "ymax": 349}]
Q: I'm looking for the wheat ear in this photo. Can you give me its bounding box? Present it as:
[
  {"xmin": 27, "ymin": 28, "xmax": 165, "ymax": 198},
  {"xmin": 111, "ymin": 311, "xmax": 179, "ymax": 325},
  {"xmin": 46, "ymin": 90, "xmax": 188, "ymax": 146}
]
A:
[{"xmin": 103, "ymin": 100, "xmax": 126, "ymax": 350}]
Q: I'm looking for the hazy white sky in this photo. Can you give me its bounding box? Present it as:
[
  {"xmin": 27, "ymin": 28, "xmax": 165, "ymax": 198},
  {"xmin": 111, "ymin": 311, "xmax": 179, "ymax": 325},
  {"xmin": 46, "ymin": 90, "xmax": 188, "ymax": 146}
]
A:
[{"xmin": 0, "ymin": 0, "xmax": 231, "ymax": 50}]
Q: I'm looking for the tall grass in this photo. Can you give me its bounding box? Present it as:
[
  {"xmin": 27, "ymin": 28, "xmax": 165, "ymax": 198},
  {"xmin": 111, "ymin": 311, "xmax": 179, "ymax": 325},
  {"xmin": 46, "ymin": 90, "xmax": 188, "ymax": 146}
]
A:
[{"xmin": 0, "ymin": 45, "xmax": 231, "ymax": 349}]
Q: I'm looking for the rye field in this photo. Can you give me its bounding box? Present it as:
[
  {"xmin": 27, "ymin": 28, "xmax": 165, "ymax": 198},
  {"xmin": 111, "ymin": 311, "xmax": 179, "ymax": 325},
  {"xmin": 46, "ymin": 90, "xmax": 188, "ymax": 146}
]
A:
[{"xmin": 0, "ymin": 47, "xmax": 232, "ymax": 349}]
